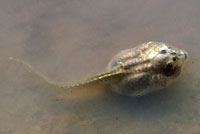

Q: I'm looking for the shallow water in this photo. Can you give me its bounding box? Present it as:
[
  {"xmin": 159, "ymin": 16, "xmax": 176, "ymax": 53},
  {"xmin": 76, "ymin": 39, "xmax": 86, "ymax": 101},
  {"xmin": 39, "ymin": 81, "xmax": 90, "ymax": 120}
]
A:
[{"xmin": 1, "ymin": 0, "xmax": 200, "ymax": 133}]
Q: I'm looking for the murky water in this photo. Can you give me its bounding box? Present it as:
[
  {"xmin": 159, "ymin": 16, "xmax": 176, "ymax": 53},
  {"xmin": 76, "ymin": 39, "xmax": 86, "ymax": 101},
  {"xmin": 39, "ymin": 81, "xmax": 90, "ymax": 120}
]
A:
[{"xmin": 1, "ymin": 0, "xmax": 200, "ymax": 133}]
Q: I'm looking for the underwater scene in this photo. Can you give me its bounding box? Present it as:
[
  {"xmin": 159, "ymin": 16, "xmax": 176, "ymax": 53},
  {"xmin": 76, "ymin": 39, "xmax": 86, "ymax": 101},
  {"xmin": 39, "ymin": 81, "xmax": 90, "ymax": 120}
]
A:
[{"xmin": 0, "ymin": 0, "xmax": 200, "ymax": 133}]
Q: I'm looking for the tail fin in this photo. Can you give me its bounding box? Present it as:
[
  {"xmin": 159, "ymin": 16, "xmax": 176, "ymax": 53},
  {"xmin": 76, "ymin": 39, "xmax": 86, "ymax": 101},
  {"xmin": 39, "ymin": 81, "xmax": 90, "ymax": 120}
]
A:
[
  {"xmin": 8, "ymin": 57, "xmax": 128, "ymax": 89},
  {"xmin": 66, "ymin": 69, "xmax": 127, "ymax": 89},
  {"xmin": 8, "ymin": 57, "xmax": 68, "ymax": 88}
]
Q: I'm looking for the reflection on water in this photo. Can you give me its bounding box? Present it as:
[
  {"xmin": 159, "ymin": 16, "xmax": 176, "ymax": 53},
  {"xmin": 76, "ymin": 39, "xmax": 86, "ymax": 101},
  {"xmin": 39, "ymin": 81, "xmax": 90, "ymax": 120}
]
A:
[{"xmin": 1, "ymin": 0, "xmax": 200, "ymax": 133}]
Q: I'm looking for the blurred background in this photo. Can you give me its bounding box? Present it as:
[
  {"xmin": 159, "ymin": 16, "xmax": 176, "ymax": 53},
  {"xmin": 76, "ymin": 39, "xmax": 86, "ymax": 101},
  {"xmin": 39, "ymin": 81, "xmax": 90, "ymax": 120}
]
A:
[{"xmin": 0, "ymin": 0, "xmax": 200, "ymax": 133}]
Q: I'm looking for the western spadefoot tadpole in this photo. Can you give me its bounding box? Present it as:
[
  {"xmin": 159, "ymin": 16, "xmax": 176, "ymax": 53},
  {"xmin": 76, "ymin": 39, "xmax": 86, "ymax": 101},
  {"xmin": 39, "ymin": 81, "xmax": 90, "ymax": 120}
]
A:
[{"xmin": 9, "ymin": 42, "xmax": 188, "ymax": 96}]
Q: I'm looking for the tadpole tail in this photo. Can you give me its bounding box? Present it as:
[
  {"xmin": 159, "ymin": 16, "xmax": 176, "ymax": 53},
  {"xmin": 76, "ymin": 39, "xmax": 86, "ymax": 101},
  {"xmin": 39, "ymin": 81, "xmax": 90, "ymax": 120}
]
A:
[
  {"xmin": 8, "ymin": 57, "xmax": 128, "ymax": 90},
  {"xmin": 66, "ymin": 69, "xmax": 127, "ymax": 89},
  {"xmin": 8, "ymin": 57, "xmax": 71, "ymax": 89}
]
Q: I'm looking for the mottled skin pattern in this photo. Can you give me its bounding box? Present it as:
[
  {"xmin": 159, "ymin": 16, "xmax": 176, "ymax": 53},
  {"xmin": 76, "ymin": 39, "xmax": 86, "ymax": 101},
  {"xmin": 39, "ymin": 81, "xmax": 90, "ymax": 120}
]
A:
[
  {"xmin": 9, "ymin": 42, "xmax": 188, "ymax": 96},
  {"xmin": 106, "ymin": 42, "xmax": 188, "ymax": 96}
]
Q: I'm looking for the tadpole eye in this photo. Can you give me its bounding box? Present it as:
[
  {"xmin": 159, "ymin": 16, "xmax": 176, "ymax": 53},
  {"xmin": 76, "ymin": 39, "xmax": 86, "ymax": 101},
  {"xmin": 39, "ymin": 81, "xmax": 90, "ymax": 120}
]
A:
[
  {"xmin": 163, "ymin": 62, "xmax": 178, "ymax": 76},
  {"xmin": 166, "ymin": 63, "xmax": 174, "ymax": 70},
  {"xmin": 172, "ymin": 57, "xmax": 177, "ymax": 61}
]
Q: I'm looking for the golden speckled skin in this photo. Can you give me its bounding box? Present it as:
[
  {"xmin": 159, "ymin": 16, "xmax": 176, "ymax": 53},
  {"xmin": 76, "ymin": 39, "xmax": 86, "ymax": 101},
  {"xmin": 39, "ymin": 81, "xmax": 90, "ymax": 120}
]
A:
[
  {"xmin": 106, "ymin": 42, "xmax": 188, "ymax": 96},
  {"xmin": 9, "ymin": 42, "xmax": 188, "ymax": 96}
]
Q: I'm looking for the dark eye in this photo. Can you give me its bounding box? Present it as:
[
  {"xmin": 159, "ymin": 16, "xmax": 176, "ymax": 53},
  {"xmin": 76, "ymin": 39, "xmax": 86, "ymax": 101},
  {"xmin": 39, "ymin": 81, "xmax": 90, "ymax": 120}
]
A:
[
  {"xmin": 160, "ymin": 49, "xmax": 167, "ymax": 54},
  {"xmin": 163, "ymin": 60, "xmax": 179, "ymax": 76},
  {"xmin": 166, "ymin": 63, "xmax": 174, "ymax": 70},
  {"xmin": 173, "ymin": 57, "xmax": 177, "ymax": 61},
  {"xmin": 163, "ymin": 62, "xmax": 177, "ymax": 76}
]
